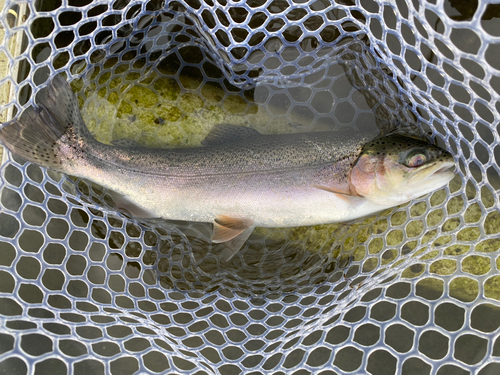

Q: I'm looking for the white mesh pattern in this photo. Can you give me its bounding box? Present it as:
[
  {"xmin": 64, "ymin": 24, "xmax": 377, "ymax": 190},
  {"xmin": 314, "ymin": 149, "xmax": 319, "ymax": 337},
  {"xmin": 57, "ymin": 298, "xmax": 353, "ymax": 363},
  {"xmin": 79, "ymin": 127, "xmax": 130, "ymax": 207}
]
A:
[{"xmin": 0, "ymin": 0, "xmax": 500, "ymax": 374}]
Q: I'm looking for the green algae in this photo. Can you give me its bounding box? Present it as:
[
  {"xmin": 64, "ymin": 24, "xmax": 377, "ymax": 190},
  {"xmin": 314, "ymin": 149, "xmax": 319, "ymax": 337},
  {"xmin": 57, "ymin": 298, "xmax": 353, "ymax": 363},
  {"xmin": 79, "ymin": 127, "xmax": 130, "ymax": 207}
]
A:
[
  {"xmin": 410, "ymin": 201, "xmax": 427, "ymax": 217},
  {"xmin": 401, "ymin": 263, "xmax": 425, "ymax": 279},
  {"xmin": 433, "ymin": 235, "xmax": 452, "ymax": 247},
  {"xmin": 442, "ymin": 218, "xmax": 460, "ymax": 232},
  {"xmin": 457, "ymin": 227, "xmax": 481, "ymax": 242},
  {"xmin": 443, "ymin": 244, "xmax": 470, "ymax": 256},
  {"xmin": 391, "ymin": 211, "xmax": 407, "ymax": 226},
  {"xmin": 449, "ymin": 277, "xmax": 479, "ymax": 302},
  {"xmin": 353, "ymin": 246, "xmax": 366, "ymax": 261},
  {"xmin": 485, "ymin": 211, "xmax": 500, "ymax": 235},
  {"xmin": 368, "ymin": 237, "xmax": 384, "ymax": 255},
  {"xmin": 430, "ymin": 259, "xmax": 457, "ymax": 276},
  {"xmin": 426, "ymin": 209, "xmax": 444, "ymax": 226},
  {"xmin": 462, "ymin": 255, "xmax": 491, "ymax": 276},
  {"xmin": 421, "ymin": 229, "xmax": 438, "ymax": 245},
  {"xmin": 476, "ymin": 239, "xmax": 500, "ymax": 253},
  {"xmin": 387, "ymin": 229, "xmax": 404, "ymax": 246},
  {"xmin": 485, "ymin": 276, "xmax": 500, "ymax": 301},
  {"xmin": 406, "ymin": 220, "xmax": 424, "ymax": 238},
  {"xmin": 420, "ymin": 250, "xmax": 440, "ymax": 261}
]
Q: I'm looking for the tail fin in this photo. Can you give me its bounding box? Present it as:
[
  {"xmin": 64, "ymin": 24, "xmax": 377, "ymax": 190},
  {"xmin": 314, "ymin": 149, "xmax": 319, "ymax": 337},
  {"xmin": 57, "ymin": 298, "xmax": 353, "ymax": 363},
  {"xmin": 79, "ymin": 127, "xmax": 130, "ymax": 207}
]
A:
[{"xmin": 0, "ymin": 75, "xmax": 90, "ymax": 170}]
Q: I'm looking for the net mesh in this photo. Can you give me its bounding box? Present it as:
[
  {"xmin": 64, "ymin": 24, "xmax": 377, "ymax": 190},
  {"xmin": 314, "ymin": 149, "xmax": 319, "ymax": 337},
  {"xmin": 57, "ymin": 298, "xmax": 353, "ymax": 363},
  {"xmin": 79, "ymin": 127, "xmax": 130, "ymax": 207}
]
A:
[{"xmin": 0, "ymin": 0, "xmax": 500, "ymax": 374}]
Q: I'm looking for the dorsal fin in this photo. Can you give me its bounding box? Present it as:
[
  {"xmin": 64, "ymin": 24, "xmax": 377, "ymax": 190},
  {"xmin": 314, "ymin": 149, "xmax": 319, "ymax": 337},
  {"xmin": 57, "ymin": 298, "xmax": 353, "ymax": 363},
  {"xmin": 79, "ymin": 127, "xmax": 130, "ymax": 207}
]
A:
[{"xmin": 202, "ymin": 124, "xmax": 262, "ymax": 146}]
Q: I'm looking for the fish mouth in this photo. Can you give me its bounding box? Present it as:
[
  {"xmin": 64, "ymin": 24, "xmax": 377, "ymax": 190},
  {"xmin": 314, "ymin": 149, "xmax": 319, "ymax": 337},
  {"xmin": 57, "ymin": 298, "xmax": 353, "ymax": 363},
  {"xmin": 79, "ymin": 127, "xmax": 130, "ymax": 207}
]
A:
[
  {"xmin": 429, "ymin": 161, "xmax": 455, "ymax": 178},
  {"xmin": 409, "ymin": 161, "xmax": 456, "ymax": 185},
  {"xmin": 402, "ymin": 160, "xmax": 456, "ymax": 200}
]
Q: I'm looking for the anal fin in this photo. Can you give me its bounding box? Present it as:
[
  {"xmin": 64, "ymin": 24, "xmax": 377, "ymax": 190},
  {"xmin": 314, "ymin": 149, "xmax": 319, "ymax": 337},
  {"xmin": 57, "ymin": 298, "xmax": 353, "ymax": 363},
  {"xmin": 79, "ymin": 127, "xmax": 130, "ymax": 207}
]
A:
[{"xmin": 212, "ymin": 215, "xmax": 255, "ymax": 261}]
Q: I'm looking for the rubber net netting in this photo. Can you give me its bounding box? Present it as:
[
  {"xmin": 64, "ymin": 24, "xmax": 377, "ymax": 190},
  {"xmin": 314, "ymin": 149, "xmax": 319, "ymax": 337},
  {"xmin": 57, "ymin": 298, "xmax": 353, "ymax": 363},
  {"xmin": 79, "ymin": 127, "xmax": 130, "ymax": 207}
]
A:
[{"xmin": 0, "ymin": 0, "xmax": 500, "ymax": 374}]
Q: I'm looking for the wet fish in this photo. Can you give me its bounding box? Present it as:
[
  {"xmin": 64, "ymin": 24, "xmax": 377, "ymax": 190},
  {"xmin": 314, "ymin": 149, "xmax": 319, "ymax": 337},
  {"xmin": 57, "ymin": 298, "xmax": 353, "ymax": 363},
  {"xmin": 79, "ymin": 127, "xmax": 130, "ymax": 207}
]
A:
[{"xmin": 0, "ymin": 76, "xmax": 455, "ymax": 260}]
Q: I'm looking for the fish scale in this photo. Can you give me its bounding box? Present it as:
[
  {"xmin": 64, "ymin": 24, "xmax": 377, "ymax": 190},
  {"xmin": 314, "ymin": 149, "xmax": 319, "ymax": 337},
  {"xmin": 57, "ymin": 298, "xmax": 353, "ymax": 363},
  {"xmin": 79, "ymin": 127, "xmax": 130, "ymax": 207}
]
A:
[{"xmin": 90, "ymin": 128, "xmax": 374, "ymax": 175}]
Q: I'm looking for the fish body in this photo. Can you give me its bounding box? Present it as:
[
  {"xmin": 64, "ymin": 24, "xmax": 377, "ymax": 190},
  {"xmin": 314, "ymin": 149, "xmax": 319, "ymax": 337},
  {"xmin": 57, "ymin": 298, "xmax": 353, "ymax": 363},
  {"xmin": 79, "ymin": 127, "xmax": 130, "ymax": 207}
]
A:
[
  {"xmin": 74, "ymin": 131, "xmax": 382, "ymax": 226},
  {"xmin": 0, "ymin": 76, "xmax": 456, "ymax": 260}
]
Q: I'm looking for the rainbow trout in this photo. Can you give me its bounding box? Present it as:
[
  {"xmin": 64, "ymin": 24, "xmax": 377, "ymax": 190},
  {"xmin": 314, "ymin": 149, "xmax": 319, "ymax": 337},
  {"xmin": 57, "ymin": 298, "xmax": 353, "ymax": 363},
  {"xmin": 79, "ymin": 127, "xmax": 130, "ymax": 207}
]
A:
[{"xmin": 0, "ymin": 76, "xmax": 455, "ymax": 260}]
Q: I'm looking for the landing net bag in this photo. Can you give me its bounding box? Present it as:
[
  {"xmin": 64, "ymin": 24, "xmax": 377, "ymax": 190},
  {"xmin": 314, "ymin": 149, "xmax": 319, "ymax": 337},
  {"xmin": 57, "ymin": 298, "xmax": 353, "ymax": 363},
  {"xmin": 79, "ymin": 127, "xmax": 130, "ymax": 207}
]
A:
[{"xmin": 0, "ymin": 0, "xmax": 499, "ymax": 374}]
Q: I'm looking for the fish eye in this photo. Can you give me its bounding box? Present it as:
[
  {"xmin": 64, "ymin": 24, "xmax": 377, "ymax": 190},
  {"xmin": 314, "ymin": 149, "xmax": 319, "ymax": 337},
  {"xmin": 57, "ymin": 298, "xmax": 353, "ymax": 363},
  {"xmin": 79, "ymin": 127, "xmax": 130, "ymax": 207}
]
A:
[{"xmin": 405, "ymin": 149, "xmax": 427, "ymax": 168}]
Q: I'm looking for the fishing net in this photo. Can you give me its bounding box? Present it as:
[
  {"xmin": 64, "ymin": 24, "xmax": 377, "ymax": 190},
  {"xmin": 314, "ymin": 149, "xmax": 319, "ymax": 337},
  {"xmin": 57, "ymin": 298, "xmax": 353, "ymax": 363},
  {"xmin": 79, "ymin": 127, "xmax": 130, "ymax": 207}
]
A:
[{"xmin": 0, "ymin": 0, "xmax": 499, "ymax": 373}]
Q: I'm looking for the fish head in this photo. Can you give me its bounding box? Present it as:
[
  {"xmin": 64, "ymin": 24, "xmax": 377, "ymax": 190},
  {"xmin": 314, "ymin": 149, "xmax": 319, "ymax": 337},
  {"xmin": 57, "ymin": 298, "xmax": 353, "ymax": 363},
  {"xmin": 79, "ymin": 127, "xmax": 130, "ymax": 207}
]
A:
[{"xmin": 350, "ymin": 134, "xmax": 456, "ymax": 206}]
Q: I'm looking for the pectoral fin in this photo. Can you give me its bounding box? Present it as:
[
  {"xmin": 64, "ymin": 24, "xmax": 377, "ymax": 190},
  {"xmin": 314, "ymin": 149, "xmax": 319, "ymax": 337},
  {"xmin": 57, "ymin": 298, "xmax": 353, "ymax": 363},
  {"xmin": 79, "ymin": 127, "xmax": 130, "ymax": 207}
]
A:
[
  {"xmin": 312, "ymin": 184, "xmax": 358, "ymax": 203},
  {"xmin": 212, "ymin": 215, "xmax": 255, "ymax": 261}
]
